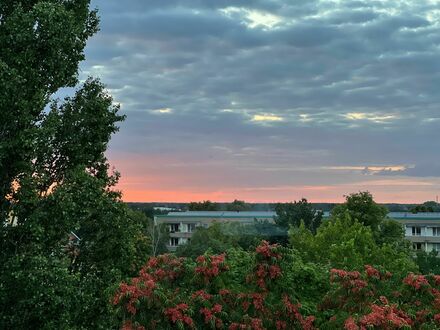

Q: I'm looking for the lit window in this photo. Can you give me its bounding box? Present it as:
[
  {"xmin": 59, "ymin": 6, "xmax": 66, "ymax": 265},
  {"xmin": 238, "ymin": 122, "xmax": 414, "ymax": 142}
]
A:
[{"xmin": 433, "ymin": 227, "xmax": 440, "ymax": 236}]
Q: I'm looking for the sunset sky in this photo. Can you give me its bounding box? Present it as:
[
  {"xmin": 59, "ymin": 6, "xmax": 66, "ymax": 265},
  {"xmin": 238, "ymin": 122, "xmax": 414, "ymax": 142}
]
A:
[{"xmin": 80, "ymin": 0, "xmax": 440, "ymax": 203}]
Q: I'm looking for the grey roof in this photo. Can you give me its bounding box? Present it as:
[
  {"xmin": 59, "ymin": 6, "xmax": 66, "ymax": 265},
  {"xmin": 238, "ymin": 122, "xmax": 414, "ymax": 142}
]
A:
[
  {"xmin": 159, "ymin": 211, "xmax": 440, "ymax": 220},
  {"xmin": 388, "ymin": 212, "xmax": 440, "ymax": 220},
  {"xmin": 164, "ymin": 211, "xmax": 276, "ymax": 218}
]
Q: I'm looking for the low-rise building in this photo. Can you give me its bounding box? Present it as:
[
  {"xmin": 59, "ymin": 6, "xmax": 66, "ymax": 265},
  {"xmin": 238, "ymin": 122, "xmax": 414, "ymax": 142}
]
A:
[
  {"xmin": 156, "ymin": 210, "xmax": 440, "ymax": 252},
  {"xmin": 155, "ymin": 211, "xmax": 276, "ymax": 250},
  {"xmin": 390, "ymin": 212, "xmax": 440, "ymax": 252}
]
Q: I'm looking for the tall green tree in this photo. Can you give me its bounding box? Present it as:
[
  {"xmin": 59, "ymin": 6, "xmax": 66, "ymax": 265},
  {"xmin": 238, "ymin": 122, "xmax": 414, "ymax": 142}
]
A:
[
  {"xmin": 289, "ymin": 213, "xmax": 416, "ymax": 274},
  {"xmin": 188, "ymin": 200, "xmax": 219, "ymax": 211},
  {"xmin": 331, "ymin": 191, "xmax": 388, "ymax": 232},
  {"xmin": 275, "ymin": 198, "xmax": 323, "ymax": 233},
  {"xmin": 0, "ymin": 0, "xmax": 99, "ymax": 217},
  {"xmin": 0, "ymin": 2, "xmax": 151, "ymax": 328},
  {"xmin": 226, "ymin": 199, "xmax": 251, "ymax": 211},
  {"xmin": 331, "ymin": 191, "xmax": 408, "ymax": 247}
]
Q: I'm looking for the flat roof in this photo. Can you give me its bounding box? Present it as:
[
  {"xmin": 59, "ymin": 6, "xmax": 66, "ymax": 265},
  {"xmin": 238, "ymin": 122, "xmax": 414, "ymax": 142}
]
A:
[
  {"xmin": 157, "ymin": 211, "xmax": 440, "ymax": 220},
  {"xmin": 157, "ymin": 211, "xmax": 276, "ymax": 218}
]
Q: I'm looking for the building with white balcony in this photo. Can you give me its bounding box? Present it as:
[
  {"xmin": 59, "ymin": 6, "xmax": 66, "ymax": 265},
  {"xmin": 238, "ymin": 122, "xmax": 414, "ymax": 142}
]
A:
[
  {"xmin": 390, "ymin": 212, "xmax": 440, "ymax": 252},
  {"xmin": 156, "ymin": 211, "xmax": 440, "ymax": 252},
  {"xmin": 155, "ymin": 211, "xmax": 276, "ymax": 250}
]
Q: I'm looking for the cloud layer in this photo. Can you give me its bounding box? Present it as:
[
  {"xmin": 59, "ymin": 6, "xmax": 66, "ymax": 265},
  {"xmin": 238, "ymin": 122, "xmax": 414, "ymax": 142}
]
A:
[{"xmin": 81, "ymin": 0, "xmax": 440, "ymax": 202}]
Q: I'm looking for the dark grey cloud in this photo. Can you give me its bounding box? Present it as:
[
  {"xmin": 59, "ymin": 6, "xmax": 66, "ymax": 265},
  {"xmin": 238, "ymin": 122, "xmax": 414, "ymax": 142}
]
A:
[{"xmin": 79, "ymin": 0, "xmax": 440, "ymax": 200}]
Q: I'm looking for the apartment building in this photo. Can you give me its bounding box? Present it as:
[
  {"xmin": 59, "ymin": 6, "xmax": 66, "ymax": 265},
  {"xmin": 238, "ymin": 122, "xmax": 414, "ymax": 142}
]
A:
[
  {"xmin": 155, "ymin": 211, "xmax": 276, "ymax": 250},
  {"xmin": 390, "ymin": 212, "xmax": 440, "ymax": 252},
  {"xmin": 156, "ymin": 211, "xmax": 440, "ymax": 252}
]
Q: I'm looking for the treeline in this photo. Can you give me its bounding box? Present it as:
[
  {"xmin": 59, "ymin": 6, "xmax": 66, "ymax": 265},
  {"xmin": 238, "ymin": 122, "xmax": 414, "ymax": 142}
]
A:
[{"xmin": 128, "ymin": 200, "xmax": 440, "ymax": 214}]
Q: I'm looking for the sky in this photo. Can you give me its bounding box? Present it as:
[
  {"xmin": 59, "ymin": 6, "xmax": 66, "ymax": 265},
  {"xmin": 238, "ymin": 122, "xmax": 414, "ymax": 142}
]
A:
[{"xmin": 80, "ymin": 0, "xmax": 440, "ymax": 203}]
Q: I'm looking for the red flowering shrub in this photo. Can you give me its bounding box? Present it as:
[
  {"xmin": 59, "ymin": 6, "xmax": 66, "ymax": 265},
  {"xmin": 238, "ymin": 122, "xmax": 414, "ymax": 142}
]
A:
[
  {"xmin": 195, "ymin": 253, "xmax": 229, "ymax": 283},
  {"xmin": 114, "ymin": 241, "xmax": 440, "ymax": 329},
  {"xmin": 113, "ymin": 241, "xmax": 315, "ymax": 329},
  {"xmin": 403, "ymin": 273, "xmax": 429, "ymax": 290}
]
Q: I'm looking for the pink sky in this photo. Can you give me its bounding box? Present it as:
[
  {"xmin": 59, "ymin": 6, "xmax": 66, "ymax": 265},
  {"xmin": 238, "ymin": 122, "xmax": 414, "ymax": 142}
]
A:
[{"xmin": 110, "ymin": 154, "xmax": 440, "ymax": 204}]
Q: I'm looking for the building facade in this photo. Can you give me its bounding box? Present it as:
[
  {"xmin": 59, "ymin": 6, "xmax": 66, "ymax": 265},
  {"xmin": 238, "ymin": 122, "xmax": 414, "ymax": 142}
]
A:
[
  {"xmin": 155, "ymin": 211, "xmax": 276, "ymax": 250},
  {"xmin": 390, "ymin": 212, "xmax": 440, "ymax": 252},
  {"xmin": 156, "ymin": 211, "xmax": 440, "ymax": 251}
]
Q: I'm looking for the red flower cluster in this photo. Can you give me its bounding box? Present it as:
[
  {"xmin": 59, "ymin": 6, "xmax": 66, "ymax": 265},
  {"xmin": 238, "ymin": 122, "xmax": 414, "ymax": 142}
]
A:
[
  {"xmin": 282, "ymin": 295, "xmax": 316, "ymax": 330},
  {"xmin": 251, "ymin": 242, "xmax": 283, "ymax": 290},
  {"xmin": 235, "ymin": 292, "xmax": 266, "ymax": 313},
  {"xmin": 195, "ymin": 253, "xmax": 229, "ymax": 282},
  {"xmin": 200, "ymin": 303, "xmax": 223, "ymax": 327},
  {"xmin": 364, "ymin": 265, "xmax": 380, "ymax": 279},
  {"xmin": 253, "ymin": 263, "xmax": 282, "ymax": 289},
  {"xmin": 121, "ymin": 320, "xmax": 145, "ymax": 330},
  {"xmin": 403, "ymin": 273, "xmax": 429, "ymax": 290},
  {"xmin": 330, "ymin": 269, "xmax": 361, "ymax": 282},
  {"xmin": 164, "ymin": 303, "xmax": 194, "ymax": 327},
  {"xmin": 433, "ymin": 275, "xmax": 440, "ymax": 286},
  {"xmin": 344, "ymin": 304, "xmax": 412, "ymax": 329},
  {"xmin": 344, "ymin": 316, "xmax": 358, "ymax": 330},
  {"xmin": 330, "ymin": 269, "xmax": 368, "ymax": 294},
  {"xmin": 112, "ymin": 273, "xmax": 156, "ymax": 315},
  {"xmin": 255, "ymin": 240, "xmax": 281, "ymax": 260},
  {"xmin": 191, "ymin": 290, "xmax": 212, "ymax": 301},
  {"xmin": 359, "ymin": 304, "xmax": 412, "ymax": 328},
  {"xmin": 143, "ymin": 254, "xmax": 184, "ymax": 282},
  {"xmin": 229, "ymin": 318, "xmax": 264, "ymax": 330}
]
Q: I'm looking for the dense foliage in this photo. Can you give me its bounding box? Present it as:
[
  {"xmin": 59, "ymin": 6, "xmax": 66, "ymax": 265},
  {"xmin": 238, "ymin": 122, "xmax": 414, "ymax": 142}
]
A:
[
  {"xmin": 188, "ymin": 200, "xmax": 220, "ymax": 211},
  {"xmin": 0, "ymin": 1, "xmax": 152, "ymax": 328},
  {"xmin": 115, "ymin": 242, "xmax": 440, "ymax": 329},
  {"xmin": 275, "ymin": 198, "xmax": 323, "ymax": 234}
]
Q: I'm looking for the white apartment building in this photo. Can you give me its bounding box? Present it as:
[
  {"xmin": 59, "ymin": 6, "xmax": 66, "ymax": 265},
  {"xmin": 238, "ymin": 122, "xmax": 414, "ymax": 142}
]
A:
[
  {"xmin": 155, "ymin": 211, "xmax": 276, "ymax": 250},
  {"xmin": 390, "ymin": 212, "xmax": 440, "ymax": 252},
  {"xmin": 156, "ymin": 211, "xmax": 440, "ymax": 252}
]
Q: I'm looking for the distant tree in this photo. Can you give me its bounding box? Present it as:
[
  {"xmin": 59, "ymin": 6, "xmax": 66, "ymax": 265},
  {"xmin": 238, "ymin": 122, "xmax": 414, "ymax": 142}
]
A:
[
  {"xmin": 331, "ymin": 191, "xmax": 388, "ymax": 232},
  {"xmin": 188, "ymin": 200, "xmax": 219, "ymax": 211},
  {"xmin": 275, "ymin": 198, "xmax": 323, "ymax": 233},
  {"xmin": 253, "ymin": 219, "xmax": 288, "ymax": 245},
  {"xmin": 226, "ymin": 199, "xmax": 251, "ymax": 212},
  {"xmin": 410, "ymin": 201, "xmax": 440, "ymax": 213}
]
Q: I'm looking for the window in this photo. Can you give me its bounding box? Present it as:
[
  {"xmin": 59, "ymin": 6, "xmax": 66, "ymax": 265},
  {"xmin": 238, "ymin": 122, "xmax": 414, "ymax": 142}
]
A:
[
  {"xmin": 187, "ymin": 223, "xmax": 196, "ymax": 233},
  {"xmin": 413, "ymin": 243, "xmax": 423, "ymax": 250},
  {"xmin": 412, "ymin": 227, "xmax": 421, "ymax": 236},
  {"xmin": 432, "ymin": 243, "xmax": 440, "ymax": 251},
  {"xmin": 169, "ymin": 223, "xmax": 180, "ymax": 233},
  {"xmin": 433, "ymin": 227, "xmax": 440, "ymax": 236},
  {"xmin": 169, "ymin": 237, "xmax": 179, "ymax": 247}
]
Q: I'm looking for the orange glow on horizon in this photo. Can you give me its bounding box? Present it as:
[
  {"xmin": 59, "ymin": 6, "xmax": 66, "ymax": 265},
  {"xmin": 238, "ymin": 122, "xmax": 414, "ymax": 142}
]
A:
[
  {"xmin": 117, "ymin": 183, "xmax": 439, "ymax": 204},
  {"xmin": 108, "ymin": 153, "xmax": 440, "ymax": 204}
]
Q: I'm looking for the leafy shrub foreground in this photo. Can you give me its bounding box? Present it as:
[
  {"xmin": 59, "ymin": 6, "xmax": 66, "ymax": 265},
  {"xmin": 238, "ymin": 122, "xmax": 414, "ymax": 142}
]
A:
[{"xmin": 114, "ymin": 241, "xmax": 440, "ymax": 329}]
